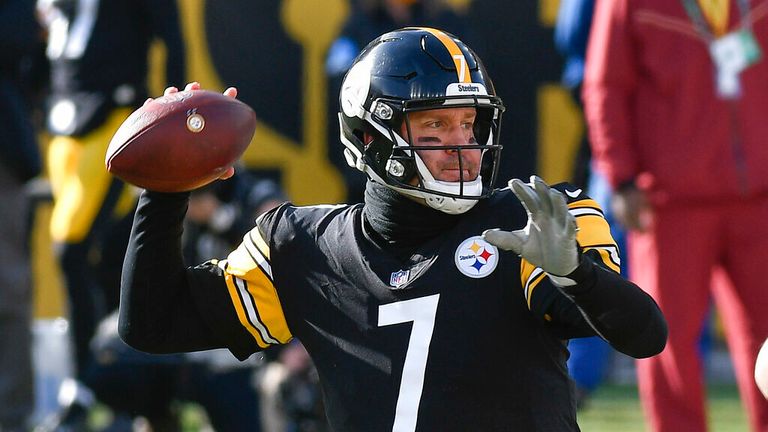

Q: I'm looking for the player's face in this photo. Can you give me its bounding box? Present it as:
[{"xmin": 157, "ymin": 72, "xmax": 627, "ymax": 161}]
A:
[{"xmin": 401, "ymin": 107, "xmax": 480, "ymax": 183}]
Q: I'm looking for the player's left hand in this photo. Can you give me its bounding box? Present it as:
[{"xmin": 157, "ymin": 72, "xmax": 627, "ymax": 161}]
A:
[{"xmin": 483, "ymin": 176, "xmax": 578, "ymax": 277}]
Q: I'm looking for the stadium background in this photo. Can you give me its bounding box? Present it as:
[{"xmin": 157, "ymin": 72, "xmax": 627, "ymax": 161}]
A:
[
  {"xmin": 27, "ymin": 2, "xmax": 745, "ymax": 429},
  {"xmin": 31, "ymin": 0, "xmax": 584, "ymax": 317}
]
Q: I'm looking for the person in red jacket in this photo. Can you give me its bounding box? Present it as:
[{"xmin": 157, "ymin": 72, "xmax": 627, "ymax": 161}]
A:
[{"xmin": 583, "ymin": 0, "xmax": 768, "ymax": 430}]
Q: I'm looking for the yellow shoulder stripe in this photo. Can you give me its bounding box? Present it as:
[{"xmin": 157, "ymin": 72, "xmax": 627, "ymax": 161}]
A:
[
  {"xmin": 226, "ymin": 228, "xmax": 273, "ymax": 280},
  {"xmin": 222, "ymin": 267, "xmax": 293, "ymax": 347},
  {"xmin": 570, "ymin": 200, "xmax": 621, "ymax": 273},
  {"xmin": 568, "ymin": 198, "xmax": 602, "ymax": 211},
  {"xmin": 249, "ymin": 226, "xmax": 271, "ymax": 260},
  {"xmin": 221, "ymin": 232, "xmax": 292, "ymax": 348},
  {"xmin": 519, "ymin": 198, "xmax": 622, "ymax": 309},
  {"xmin": 224, "ymin": 273, "xmax": 271, "ymax": 348},
  {"xmin": 574, "ymin": 212, "xmax": 615, "ymax": 247},
  {"xmin": 520, "ymin": 259, "xmax": 546, "ymax": 310},
  {"xmin": 592, "ymin": 248, "xmax": 620, "ymax": 273}
]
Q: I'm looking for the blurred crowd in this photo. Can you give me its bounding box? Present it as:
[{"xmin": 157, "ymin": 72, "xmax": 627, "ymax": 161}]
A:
[{"xmin": 3, "ymin": 0, "xmax": 768, "ymax": 431}]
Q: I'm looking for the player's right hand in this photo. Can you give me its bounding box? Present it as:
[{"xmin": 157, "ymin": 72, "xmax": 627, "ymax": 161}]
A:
[{"xmin": 147, "ymin": 82, "xmax": 239, "ymax": 180}]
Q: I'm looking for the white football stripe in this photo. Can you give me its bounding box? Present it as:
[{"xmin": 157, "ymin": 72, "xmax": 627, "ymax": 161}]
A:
[
  {"xmin": 234, "ymin": 277, "xmax": 279, "ymax": 345},
  {"xmin": 244, "ymin": 233, "xmax": 273, "ymax": 280},
  {"xmin": 570, "ymin": 208, "xmax": 603, "ymax": 218},
  {"xmin": 591, "ymin": 245, "xmax": 621, "ymax": 267},
  {"xmin": 523, "ymin": 267, "xmax": 545, "ymax": 302}
]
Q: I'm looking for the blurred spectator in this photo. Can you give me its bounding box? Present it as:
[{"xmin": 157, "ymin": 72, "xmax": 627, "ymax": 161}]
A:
[
  {"xmin": 35, "ymin": 0, "xmax": 185, "ymax": 427},
  {"xmin": 88, "ymin": 310, "xmax": 265, "ymax": 432},
  {"xmin": 184, "ymin": 173, "xmax": 288, "ymax": 263},
  {"xmin": 0, "ymin": 1, "xmax": 43, "ymax": 430},
  {"xmin": 185, "ymin": 172, "xmax": 328, "ymax": 432},
  {"xmin": 553, "ymin": 0, "xmax": 594, "ymax": 189},
  {"xmin": 584, "ymin": 0, "xmax": 768, "ymax": 430},
  {"xmin": 185, "ymin": 172, "xmax": 289, "ymax": 432},
  {"xmin": 554, "ymin": 0, "xmax": 617, "ymax": 409},
  {"xmin": 556, "ymin": 5, "xmax": 720, "ymax": 409},
  {"xmin": 78, "ymin": 172, "xmax": 288, "ymax": 431},
  {"xmin": 259, "ymin": 341, "xmax": 327, "ymax": 432}
]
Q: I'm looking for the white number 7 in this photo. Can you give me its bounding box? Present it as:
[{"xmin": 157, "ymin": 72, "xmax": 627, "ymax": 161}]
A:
[{"xmin": 378, "ymin": 294, "xmax": 440, "ymax": 432}]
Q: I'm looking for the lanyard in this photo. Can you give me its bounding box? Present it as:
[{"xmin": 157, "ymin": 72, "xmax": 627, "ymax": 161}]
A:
[{"xmin": 681, "ymin": 0, "xmax": 753, "ymax": 40}]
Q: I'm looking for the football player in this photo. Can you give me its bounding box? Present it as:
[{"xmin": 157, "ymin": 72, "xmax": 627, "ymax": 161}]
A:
[
  {"xmin": 119, "ymin": 28, "xmax": 667, "ymax": 431},
  {"xmin": 39, "ymin": 0, "xmax": 185, "ymax": 382}
]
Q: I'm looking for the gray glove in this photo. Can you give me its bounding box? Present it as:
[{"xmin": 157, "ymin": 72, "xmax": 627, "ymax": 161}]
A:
[{"xmin": 483, "ymin": 176, "xmax": 578, "ymax": 279}]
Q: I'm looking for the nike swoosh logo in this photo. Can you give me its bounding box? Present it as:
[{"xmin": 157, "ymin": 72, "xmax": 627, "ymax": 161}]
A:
[{"xmin": 565, "ymin": 188, "xmax": 582, "ymax": 198}]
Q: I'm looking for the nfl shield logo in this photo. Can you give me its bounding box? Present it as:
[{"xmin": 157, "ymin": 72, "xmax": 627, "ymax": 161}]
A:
[{"xmin": 389, "ymin": 269, "xmax": 410, "ymax": 288}]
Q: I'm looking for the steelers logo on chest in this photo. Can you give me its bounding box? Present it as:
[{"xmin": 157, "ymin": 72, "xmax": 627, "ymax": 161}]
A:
[{"xmin": 454, "ymin": 236, "xmax": 499, "ymax": 278}]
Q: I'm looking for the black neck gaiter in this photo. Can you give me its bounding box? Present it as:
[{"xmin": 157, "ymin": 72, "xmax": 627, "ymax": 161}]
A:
[{"xmin": 362, "ymin": 181, "xmax": 461, "ymax": 259}]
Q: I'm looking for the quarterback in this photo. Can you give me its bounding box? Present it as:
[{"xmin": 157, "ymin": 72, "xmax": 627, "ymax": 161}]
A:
[{"xmin": 119, "ymin": 28, "xmax": 667, "ymax": 431}]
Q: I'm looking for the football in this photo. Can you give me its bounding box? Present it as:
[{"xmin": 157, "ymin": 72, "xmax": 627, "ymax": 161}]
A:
[{"xmin": 105, "ymin": 89, "xmax": 256, "ymax": 192}]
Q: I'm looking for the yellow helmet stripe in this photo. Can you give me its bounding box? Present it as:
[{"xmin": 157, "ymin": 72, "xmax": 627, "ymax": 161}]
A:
[{"xmin": 420, "ymin": 27, "xmax": 471, "ymax": 83}]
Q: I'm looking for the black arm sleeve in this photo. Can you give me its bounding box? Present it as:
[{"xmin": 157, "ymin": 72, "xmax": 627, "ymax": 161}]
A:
[
  {"xmin": 557, "ymin": 252, "xmax": 668, "ymax": 358},
  {"xmin": 118, "ymin": 190, "xmax": 222, "ymax": 354}
]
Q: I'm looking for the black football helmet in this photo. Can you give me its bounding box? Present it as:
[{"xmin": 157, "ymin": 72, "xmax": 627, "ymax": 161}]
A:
[{"xmin": 339, "ymin": 27, "xmax": 505, "ymax": 214}]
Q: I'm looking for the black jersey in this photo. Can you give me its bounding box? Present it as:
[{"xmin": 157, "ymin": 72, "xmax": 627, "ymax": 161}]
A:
[
  {"xmin": 175, "ymin": 184, "xmax": 646, "ymax": 432},
  {"xmin": 120, "ymin": 183, "xmax": 666, "ymax": 431}
]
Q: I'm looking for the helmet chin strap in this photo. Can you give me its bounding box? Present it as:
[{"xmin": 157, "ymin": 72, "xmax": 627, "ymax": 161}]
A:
[
  {"xmin": 394, "ymin": 153, "xmax": 483, "ymax": 214},
  {"xmin": 421, "ymin": 177, "xmax": 482, "ymax": 214},
  {"xmin": 391, "ymin": 180, "xmax": 481, "ymax": 214}
]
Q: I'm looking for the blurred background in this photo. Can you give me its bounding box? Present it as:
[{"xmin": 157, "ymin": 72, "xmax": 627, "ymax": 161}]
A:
[{"xmin": 2, "ymin": 0, "xmax": 747, "ymax": 431}]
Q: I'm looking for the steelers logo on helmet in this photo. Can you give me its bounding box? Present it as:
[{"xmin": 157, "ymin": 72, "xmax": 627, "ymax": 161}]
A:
[{"xmin": 455, "ymin": 236, "xmax": 499, "ymax": 278}]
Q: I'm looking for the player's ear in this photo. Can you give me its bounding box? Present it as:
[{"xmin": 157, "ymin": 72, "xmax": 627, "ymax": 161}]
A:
[{"xmin": 363, "ymin": 132, "xmax": 374, "ymax": 145}]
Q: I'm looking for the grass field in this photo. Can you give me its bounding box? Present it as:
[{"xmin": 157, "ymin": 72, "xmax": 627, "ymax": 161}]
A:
[
  {"xmin": 578, "ymin": 384, "xmax": 748, "ymax": 431},
  {"xmin": 91, "ymin": 384, "xmax": 748, "ymax": 431}
]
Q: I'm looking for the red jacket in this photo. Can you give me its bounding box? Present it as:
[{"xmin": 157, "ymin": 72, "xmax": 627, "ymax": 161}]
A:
[{"xmin": 583, "ymin": 0, "xmax": 768, "ymax": 205}]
